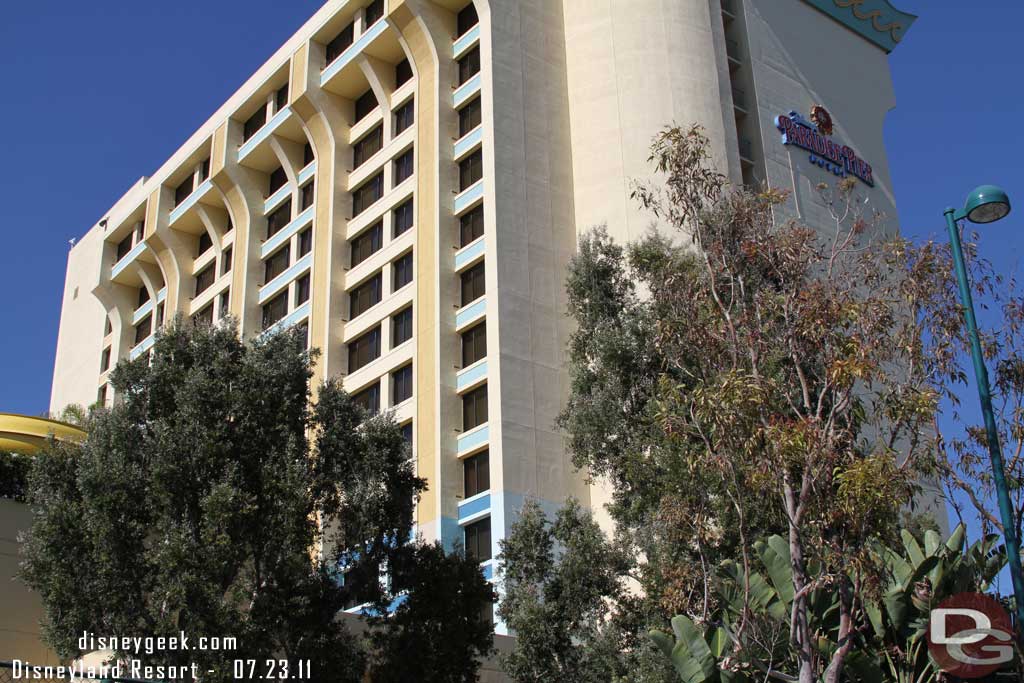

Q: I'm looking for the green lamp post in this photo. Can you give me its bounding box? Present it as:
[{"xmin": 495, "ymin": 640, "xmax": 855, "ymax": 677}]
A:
[{"xmin": 943, "ymin": 184, "xmax": 1023, "ymax": 633}]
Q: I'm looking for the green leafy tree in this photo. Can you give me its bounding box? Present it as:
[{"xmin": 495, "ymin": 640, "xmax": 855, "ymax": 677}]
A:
[{"xmin": 21, "ymin": 319, "xmax": 493, "ymax": 682}]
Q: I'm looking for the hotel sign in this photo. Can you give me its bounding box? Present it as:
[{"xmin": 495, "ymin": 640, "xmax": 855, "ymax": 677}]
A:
[{"xmin": 774, "ymin": 107, "xmax": 874, "ymax": 187}]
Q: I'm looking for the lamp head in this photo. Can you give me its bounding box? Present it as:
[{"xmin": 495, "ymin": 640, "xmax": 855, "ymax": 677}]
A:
[{"xmin": 964, "ymin": 184, "xmax": 1011, "ymax": 224}]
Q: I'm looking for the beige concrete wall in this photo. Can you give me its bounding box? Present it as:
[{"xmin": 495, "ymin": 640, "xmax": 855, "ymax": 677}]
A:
[{"xmin": 0, "ymin": 499, "xmax": 58, "ymax": 664}]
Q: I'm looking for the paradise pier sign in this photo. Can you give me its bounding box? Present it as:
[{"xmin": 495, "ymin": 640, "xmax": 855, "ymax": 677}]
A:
[{"xmin": 774, "ymin": 106, "xmax": 874, "ymax": 187}]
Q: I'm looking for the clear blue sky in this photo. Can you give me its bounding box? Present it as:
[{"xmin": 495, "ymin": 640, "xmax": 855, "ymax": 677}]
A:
[{"xmin": 0, "ymin": 2, "xmax": 1021, "ymax": 450}]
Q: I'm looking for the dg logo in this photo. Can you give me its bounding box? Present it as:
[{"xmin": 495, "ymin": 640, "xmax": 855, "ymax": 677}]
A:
[{"xmin": 927, "ymin": 592, "xmax": 1017, "ymax": 678}]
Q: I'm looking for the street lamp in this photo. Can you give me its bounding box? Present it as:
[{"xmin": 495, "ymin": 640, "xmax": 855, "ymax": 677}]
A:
[{"xmin": 943, "ymin": 184, "xmax": 1023, "ymax": 633}]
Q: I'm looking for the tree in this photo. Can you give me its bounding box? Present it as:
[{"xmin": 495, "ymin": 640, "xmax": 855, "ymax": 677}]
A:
[{"xmin": 21, "ymin": 319, "xmax": 493, "ymax": 682}]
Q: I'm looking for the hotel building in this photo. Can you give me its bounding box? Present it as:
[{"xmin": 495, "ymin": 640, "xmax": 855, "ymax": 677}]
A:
[{"xmin": 48, "ymin": 0, "xmax": 918, "ymax": 636}]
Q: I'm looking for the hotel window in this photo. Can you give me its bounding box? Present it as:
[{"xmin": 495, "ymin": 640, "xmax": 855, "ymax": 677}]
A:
[
  {"xmin": 353, "ymin": 382, "xmax": 381, "ymax": 415},
  {"xmin": 458, "ymin": 46, "xmax": 480, "ymax": 86},
  {"xmin": 463, "ymin": 385, "xmax": 488, "ymax": 430},
  {"xmin": 199, "ymin": 158, "xmax": 210, "ymax": 182},
  {"xmin": 392, "ymin": 306, "xmax": 413, "ymax": 346},
  {"xmin": 393, "ymin": 199, "xmax": 413, "ymax": 237},
  {"xmin": 462, "ymin": 322, "xmax": 486, "ymax": 366},
  {"xmin": 457, "ymin": 3, "xmax": 479, "ymax": 37},
  {"xmin": 134, "ymin": 314, "xmax": 152, "ymax": 346},
  {"xmin": 401, "ymin": 422, "xmax": 413, "ymax": 446},
  {"xmin": 296, "ymin": 321, "xmax": 309, "ymax": 348},
  {"xmin": 393, "ymin": 149, "xmax": 414, "ymax": 185},
  {"xmin": 348, "ymin": 326, "xmax": 381, "ymax": 372},
  {"xmin": 301, "ymin": 181, "xmax": 315, "ymax": 210},
  {"xmin": 365, "ymin": 0, "xmax": 384, "ymax": 26},
  {"xmin": 97, "ymin": 384, "xmax": 107, "ymax": 406},
  {"xmin": 156, "ymin": 303, "xmax": 165, "ymax": 327},
  {"xmin": 459, "ymin": 97, "xmax": 481, "ymax": 137},
  {"xmin": 195, "ymin": 263, "xmax": 216, "ymax": 296},
  {"xmin": 104, "ymin": 317, "xmax": 112, "ymax": 336},
  {"xmin": 326, "ymin": 21, "xmax": 355, "ymax": 65},
  {"xmin": 460, "ymin": 150, "xmax": 483, "ymax": 190},
  {"xmin": 461, "ymin": 262, "xmax": 485, "ymax": 306},
  {"xmin": 395, "ymin": 58, "xmax": 412, "ymax": 88},
  {"xmin": 460, "ymin": 205, "xmax": 484, "ymax": 246},
  {"xmin": 464, "ymin": 517, "xmax": 491, "ymax": 562},
  {"xmin": 262, "ymin": 292, "xmax": 288, "ymax": 330},
  {"xmin": 295, "ymin": 274, "xmax": 311, "ymax": 306},
  {"xmin": 265, "ymin": 245, "xmax": 291, "ymax": 283},
  {"xmin": 353, "ymin": 125, "xmax": 383, "ymax": 169},
  {"xmin": 464, "ymin": 450, "xmax": 489, "ymax": 497},
  {"xmin": 352, "ymin": 173, "xmax": 384, "ymax": 216},
  {"xmin": 269, "ymin": 166, "xmax": 287, "ymax": 196},
  {"xmin": 392, "ymin": 364, "xmax": 413, "ymax": 404},
  {"xmin": 394, "ymin": 99, "xmax": 414, "ymax": 135},
  {"xmin": 267, "ymin": 199, "xmax": 292, "ymax": 238},
  {"xmin": 350, "ymin": 273, "xmax": 382, "ymax": 319},
  {"xmin": 221, "ymin": 246, "xmax": 233, "ymax": 275},
  {"xmin": 219, "ymin": 291, "xmax": 230, "ymax": 318},
  {"xmin": 138, "ymin": 286, "xmax": 150, "ymax": 308},
  {"xmin": 275, "ymin": 83, "xmax": 289, "ymax": 113},
  {"xmin": 243, "ymin": 106, "xmax": 267, "ymax": 142},
  {"xmin": 304, "ymin": 142, "xmax": 315, "ymax": 167},
  {"xmin": 100, "ymin": 347, "xmax": 111, "ymax": 373},
  {"xmin": 298, "ymin": 227, "xmax": 313, "ymax": 257},
  {"xmin": 355, "ymin": 89, "xmax": 378, "ymax": 123},
  {"xmin": 197, "ymin": 231, "xmax": 213, "ymax": 257},
  {"xmin": 116, "ymin": 235, "xmax": 133, "ymax": 261},
  {"xmin": 174, "ymin": 176, "xmax": 193, "ymax": 206},
  {"xmin": 351, "ymin": 222, "xmax": 383, "ymax": 267},
  {"xmin": 193, "ymin": 303, "xmax": 214, "ymax": 327},
  {"xmin": 393, "ymin": 251, "xmax": 413, "ymax": 291}
]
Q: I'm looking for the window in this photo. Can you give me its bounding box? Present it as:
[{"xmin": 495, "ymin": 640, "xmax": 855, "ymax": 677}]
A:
[
  {"xmin": 174, "ymin": 176, "xmax": 193, "ymax": 206},
  {"xmin": 301, "ymin": 182, "xmax": 315, "ymax": 210},
  {"xmin": 393, "ymin": 148, "xmax": 414, "ymax": 185},
  {"xmin": 352, "ymin": 173, "xmax": 384, "ymax": 216},
  {"xmin": 461, "ymin": 262, "xmax": 485, "ymax": 306},
  {"xmin": 392, "ymin": 306, "xmax": 413, "ymax": 346},
  {"xmin": 195, "ymin": 263, "xmax": 216, "ymax": 296},
  {"xmin": 464, "ymin": 450, "xmax": 489, "ymax": 497},
  {"xmin": 365, "ymin": 0, "xmax": 385, "ymax": 25},
  {"xmin": 193, "ymin": 303, "xmax": 214, "ymax": 327},
  {"xmin": 393, "ymin": 99, "xmax": 414, "ymax": 135},
  {"xmin": 97, "ymin": 384, "xmax": 107, "ymax": 406},
  {"xmin": 219, "ymin": 291, "xmax": 230, "ymax": 318},
  {"xmin": 457, "ymin": 3, "xmax": 479, "ymax": 37},
  {"xmin": 460, "ymin": 150, "xmax": 483, "ymax": 190},
  {"xmin": 275, "ymin": 83, "xmax": 289, "ymax": 112},
  {"xmin": 462, "ymin": 322, "xmax": 486, "ymax": 366},
  {"xmin": 134, "ymin": 315, "xmax": 152, "ymax": 346},
  {"xmin": 393, "ymin": 364, "xmax": 413, "ymax": 404},
  {"xmin": 395, "ymin": 58, "xmax": 412, "ymax": 87},
  {"xmin": 463, "ymin": 385, "xmax": 488, "ymax": 430},
  {"xmin": 393, "ymin": 251, "xmax": 413, "ymax": 290},
  {"xmin": 348, "ymin": 326, "xmax": 381, "ymax": 372},
  {"xmin": 265, "ymin": 245, "xmax": 291, "ymax": 283},
  {"xmin": 221, "ymin": 246, "xmax": 233, "ymax": 275},
  {"xmin": 295, "ymin": 274, "xmax": 310, "ymax": 306},
  {"xmin": 458, "ymin": 46, "xmax": 480, "ymax": 85},
  {"xmin": 351, "ymin": 222, "xmax": 383, "ymax": 267},
  {"xmin": 267, "ymin": 199, "xmax": 292, "ymax": 237},
  {"xmin": 243, "ymin": 106, "xmax": 267, "ymax": 142},
  {"xmin": 353, "ymin": 382, "xmax": 381, "ymax": 415},
  {"xmin": 400, "ymin": 422, "xmax": 413, "ymax": 446},
  {"xmin": 262, "ymin": 292, "xmax": 288, "ymax": 330},
  {"xmin": 353, "ymin": 125, "xmax": 383, "ymax": 168},
  {"xmin": 156, "ymin": 303, "xmax": 165, "ymax": 327},
  {"xmin": 326, "ymin": 21, "xmax": 354, "ymax": 65},
  {"xmin": 135, "ymin": 222, "xmax": 145, "ymax": 243},
  {"xmin": 350, "ymin": 273, "xmax": 382, "ymax": 319},
  {"xmin": 303, "ymin": 142, "xmax": 315, "ymax": 167},
  {"xmin": 459, "ymin": 97, "xmax": 481, "ymax": 137},
  {"xmin": 460, "ymin": 205, "xmax": 484, "ymax": 246},
  {"xmin": 197, "ymin": 231, "xmax": 213, "ymax": 256},
  {"xmin": 298, "ymin": 228, "xmax": 313, "ymax": 257},
  {"xmin": 199, "ymin": 158, "xmax": 210, "ymax": 182},
  {"xmin": 138, "ymin": 287, "xmax": 150, "ymax": 308},
  {"xmin": 355, "ymin": 89, "xmax": 378, "ymax": 123},
  {"xmin": 296, "ymin": 321, "xmax": 309, "ymax": 348},
  {"xmin": 393, "ymin": 199, "xmax": 414, "ymax": 237},
  {"xmin": 100, "ymin": 347, "xmax": 111, "ymax": 373},
  {"xmin": 269, "ymin": 166, "xmax": 287, "ymax": 195},
  {"xmin": 116, "ymin": 235, "xmax": 133, "ymax": 261},
  {"xmin": 104, "ymin": 317, "xmax": 112, "ymax": 336},
  {"xmin": 464, "ymin": 517, "xmax": 491, "ymax": 562}
]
